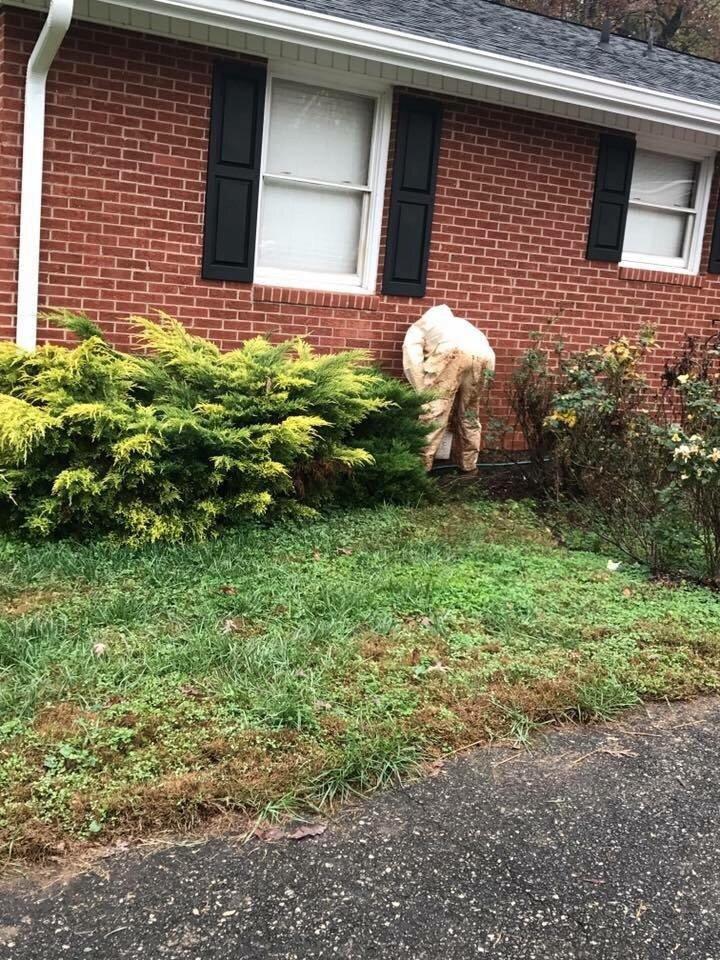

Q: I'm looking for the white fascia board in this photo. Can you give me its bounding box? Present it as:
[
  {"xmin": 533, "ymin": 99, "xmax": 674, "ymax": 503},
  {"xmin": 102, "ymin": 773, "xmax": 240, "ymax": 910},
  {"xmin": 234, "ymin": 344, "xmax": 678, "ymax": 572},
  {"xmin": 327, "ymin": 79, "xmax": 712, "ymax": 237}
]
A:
[{"xmin": 107, "ymin": 0, "xmax": 720, "ymax": 138}]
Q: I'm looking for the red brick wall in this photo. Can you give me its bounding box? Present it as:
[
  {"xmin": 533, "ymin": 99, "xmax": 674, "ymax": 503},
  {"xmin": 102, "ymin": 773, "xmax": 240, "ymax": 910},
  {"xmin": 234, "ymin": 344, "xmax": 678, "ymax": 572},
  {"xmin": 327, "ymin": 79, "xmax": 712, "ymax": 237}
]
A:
[
  {"xmin": 2, "ymin": 7, "xmax": 720, "ymax": 406},
  {"xmin": 0, "ymin": 8, "xmax": 22, "ymax": 342}
]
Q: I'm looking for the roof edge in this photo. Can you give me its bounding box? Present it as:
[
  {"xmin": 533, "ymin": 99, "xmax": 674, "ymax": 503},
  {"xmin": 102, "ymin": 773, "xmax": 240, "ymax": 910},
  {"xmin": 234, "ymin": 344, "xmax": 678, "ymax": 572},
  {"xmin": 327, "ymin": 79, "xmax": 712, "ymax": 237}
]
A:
[
  {"xmin": 119, "ymin": 0, "xmax": 720, "ymax": 137},
  {"xmin": 7, "ymin": 0, "xmax": 720, "ymax": 137}
]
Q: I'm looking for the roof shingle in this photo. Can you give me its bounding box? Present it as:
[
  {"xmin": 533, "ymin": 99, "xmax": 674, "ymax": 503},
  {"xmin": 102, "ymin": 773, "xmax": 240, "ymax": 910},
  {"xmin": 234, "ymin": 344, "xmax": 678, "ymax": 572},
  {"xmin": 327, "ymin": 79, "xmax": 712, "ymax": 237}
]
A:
[{"xmin": 276, "ymin": 0, "xmax": 720, "ymax": 106}]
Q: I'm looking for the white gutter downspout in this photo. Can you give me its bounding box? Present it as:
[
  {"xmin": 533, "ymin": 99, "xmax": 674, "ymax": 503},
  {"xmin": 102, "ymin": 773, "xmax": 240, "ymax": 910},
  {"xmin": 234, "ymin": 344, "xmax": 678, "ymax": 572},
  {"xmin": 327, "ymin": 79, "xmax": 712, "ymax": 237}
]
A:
[{"xmin": 15, "ymin": 0, "xmax": 74, "ymax": 350}]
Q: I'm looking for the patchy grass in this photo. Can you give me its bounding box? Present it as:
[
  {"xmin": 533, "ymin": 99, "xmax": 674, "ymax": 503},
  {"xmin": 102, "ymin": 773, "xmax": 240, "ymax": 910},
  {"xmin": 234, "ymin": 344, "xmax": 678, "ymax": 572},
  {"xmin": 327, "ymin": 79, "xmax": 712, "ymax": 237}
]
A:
[{"xmin": 2, "ymin": 496, "xmax": 720, "ymax": 862}]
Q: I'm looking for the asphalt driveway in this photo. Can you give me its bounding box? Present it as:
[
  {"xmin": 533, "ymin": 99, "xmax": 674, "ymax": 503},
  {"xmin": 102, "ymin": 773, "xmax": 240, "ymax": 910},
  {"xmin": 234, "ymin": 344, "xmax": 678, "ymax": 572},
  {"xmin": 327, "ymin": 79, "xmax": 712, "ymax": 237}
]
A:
[{"xmin": 3, "ymin": 699, "xmax": 720, "ymax": 959}]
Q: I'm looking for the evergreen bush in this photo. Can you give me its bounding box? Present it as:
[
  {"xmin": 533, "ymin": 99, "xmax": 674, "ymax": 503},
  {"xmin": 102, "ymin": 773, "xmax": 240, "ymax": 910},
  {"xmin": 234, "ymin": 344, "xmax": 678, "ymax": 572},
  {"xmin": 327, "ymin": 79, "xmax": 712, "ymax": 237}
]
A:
[
  {"xmin": 0, "ymin": 312, "xmax": 430, "ymax": 543},
  {"xmin": 328, "ymin": 372, "xmax": 433, "ymax": 507}
]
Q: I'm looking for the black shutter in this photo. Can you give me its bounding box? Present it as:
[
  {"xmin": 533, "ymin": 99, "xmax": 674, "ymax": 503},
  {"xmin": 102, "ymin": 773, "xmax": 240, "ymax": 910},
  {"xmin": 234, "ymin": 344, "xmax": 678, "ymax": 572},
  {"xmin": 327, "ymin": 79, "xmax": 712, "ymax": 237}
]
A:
[
  {"xmin": 202, "ymin": 61, "xmax": 266, "ymax": 282},
  {"xmin": 382, "ymin": 95, "xmax": 443, "ymax": 297},
  {"xmin": 708, "ymin": 191, "xmax": 720, "ymax": 274},
  {"xmin": 587, "ymin": 133, "xmax": 636, "ymax": 263}
]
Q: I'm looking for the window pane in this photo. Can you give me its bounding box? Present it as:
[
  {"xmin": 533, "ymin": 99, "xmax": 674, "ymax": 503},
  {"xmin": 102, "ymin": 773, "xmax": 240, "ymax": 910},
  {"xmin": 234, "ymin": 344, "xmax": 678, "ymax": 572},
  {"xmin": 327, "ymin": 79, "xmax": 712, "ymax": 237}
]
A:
[
  {"xmin": 266, "ymin": 80, "xmax": 374, "ymax": 186},
  {"xmin": 258, "ymin": 181, "xmax": 363, "ymax": 275},
  {"xmin": 624, "ymin": 206, "xmax": 691, "ymax": 259},
  {"xmin": 630, "ymin": 150, "xmax": 698, "ymax": 208}
]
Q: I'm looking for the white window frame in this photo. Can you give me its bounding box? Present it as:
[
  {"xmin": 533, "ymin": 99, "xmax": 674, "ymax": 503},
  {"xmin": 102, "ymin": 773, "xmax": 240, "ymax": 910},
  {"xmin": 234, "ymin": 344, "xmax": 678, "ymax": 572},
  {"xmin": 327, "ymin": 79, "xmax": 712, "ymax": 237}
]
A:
[
  {"xmin": 254, "ymin": 62, "xmax": 392, "ymax": 294},
  {"xmin": 620, "ymin": 136, "xmax": 716, "ymax": 277}
]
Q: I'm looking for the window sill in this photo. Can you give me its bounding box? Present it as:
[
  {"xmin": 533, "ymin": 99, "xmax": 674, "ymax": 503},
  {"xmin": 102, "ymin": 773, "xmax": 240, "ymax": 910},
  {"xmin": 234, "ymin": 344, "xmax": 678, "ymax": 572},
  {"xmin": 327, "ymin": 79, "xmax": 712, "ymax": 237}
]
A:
[
  {"xmin": 253, "ymin": 285, "xmax": 380, "ymax": 311},
  {"xmin": 618, "ymin": 266, "xmax": 705, "ymax": 288}
]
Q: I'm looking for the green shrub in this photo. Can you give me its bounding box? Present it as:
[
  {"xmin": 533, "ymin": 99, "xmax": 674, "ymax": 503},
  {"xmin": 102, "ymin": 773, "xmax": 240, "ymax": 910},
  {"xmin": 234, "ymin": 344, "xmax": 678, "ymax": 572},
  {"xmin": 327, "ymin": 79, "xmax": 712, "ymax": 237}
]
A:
[
  {"xmin": 508, "ymin": 325, "xmax": 565, "ymax": 486},
  {"xmin": 659, "ymin": 335, "xmax": 720, "ymax": 580},
  {"xmin": 0, "ymin": 312, "xmax": 430, "ymax": 543},
  {"xmin": 328, "ymin": 373, "xmax": 433, "ymax": 506},
  {"xmin": 538, "ymin": 327, "xmax": 720, "ymax": 582},
  {"xmin": 540, "ymin": 329, "xmax": 676, "ymax": 571}
]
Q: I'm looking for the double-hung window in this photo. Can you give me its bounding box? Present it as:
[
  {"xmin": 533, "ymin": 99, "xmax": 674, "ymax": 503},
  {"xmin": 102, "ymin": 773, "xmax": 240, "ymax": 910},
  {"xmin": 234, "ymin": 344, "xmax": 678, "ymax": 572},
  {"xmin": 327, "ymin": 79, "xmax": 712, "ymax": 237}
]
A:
[
  {"xmin": 255, "ymin": 74, "xmax": 391, "ymax": 293},
  {"xmin": 622, "ymin": 147, "xmax": 714, "ymax": 274}
]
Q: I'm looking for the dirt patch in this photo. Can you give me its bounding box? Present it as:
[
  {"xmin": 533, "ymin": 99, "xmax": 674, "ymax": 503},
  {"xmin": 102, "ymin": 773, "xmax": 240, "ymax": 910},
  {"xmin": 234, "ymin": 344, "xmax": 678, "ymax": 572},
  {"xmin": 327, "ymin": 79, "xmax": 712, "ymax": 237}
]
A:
[
  {"xmin": 437, "ymin": 464, "xmax": 540, "ymax": 503},
  {"xmin": 32, "ymin": 703, "xmax": 93, "ymax": 739},
  {"xmin": 0, "ymin": 725, "xmax": 332, "ymax": 867},
  {"xmin": 1, "ymin": 588, "xmax": 71, "ymax": 617},
  {"xmin": 358, "ymin": 632, "xmax": 393, "ymax": 662},
  {"xmin": 90, "ymin": 735, "xmax": 329, "ymax": 837},
  {"xmin": 632, "ymin": 619, "xmax": 720, "ymax": 657},
  {"xmin": 408, "ymin": 670, "xmax": 613, "ymax": 754},
  {"xmin": 357, "ymin": 628, "xmax": 450, "ymax": 670}
]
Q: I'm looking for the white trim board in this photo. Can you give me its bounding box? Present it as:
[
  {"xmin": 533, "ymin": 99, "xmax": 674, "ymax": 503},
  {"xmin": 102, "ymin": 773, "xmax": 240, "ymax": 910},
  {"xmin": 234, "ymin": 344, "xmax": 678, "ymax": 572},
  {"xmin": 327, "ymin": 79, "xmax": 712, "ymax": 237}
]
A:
[{"xmin": 4, "ymin": 0, "xmax": 720, "ymax": 146}]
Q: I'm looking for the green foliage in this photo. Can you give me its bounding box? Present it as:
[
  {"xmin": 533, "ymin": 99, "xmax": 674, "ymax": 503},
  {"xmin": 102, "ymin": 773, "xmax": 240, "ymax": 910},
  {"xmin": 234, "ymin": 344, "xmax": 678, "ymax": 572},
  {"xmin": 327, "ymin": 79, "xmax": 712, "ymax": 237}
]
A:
[
  {"xmin": 50, "ymin": 308, "xmax": 105, "ymax": 342},
  {"xmin": 508, "ymin": 324, "xmax": 565, "ymax": 484},
  {"xmin": 534, "ymin": 326, "xmax": 720, "ymax": 582},
  {"xmin": 657, "ymin": 337, "xmax": 720, "ymax": 579},
  {"xmin": 326, "ymin": 372, "xmax": 434, "ymax": 506},
  {"xmin": 547, "ymin": 326, "xmax": 656, "ymax": 433},
  {"xmin": 0, "ymin": 313, "xmax": 430, "ymax": 543}
]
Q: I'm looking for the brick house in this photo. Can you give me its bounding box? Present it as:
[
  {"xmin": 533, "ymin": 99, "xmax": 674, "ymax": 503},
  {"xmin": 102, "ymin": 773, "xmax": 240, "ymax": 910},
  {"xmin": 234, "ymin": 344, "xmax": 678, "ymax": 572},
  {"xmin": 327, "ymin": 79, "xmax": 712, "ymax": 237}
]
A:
[{"xmin": 3, "ymin": 0, "xmax": 720, "ymax": 397}]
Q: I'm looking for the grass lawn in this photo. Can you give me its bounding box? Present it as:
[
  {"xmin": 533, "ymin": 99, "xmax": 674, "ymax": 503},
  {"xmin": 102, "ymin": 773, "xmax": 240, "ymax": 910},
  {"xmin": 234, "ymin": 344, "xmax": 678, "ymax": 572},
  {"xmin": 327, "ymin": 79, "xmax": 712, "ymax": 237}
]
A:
[{"xmin": 3, "ymin": 494, "xmax": 720, "ymax": 862}]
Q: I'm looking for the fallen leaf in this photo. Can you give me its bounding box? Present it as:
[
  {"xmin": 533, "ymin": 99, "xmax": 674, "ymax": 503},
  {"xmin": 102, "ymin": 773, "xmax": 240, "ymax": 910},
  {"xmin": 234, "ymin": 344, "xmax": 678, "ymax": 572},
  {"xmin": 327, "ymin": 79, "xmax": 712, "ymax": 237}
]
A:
[
  {"xmin": 287, "ymin": 823, "xmax": 327, "ymax": 841},
  {"xmin": 312, "ymin": 550, "xmax": 322, "ymax": 561},
  {"xmin": 258, "ymin": 826, "xmax": 286, "ymax": 842},
  {"xmin": 259, "ymin": 822, "xmax": 327, "ymax": 842},
  {"xmin": 426, "ymin": 661, "xmax": 448, "ymax": 674},
  {"xmin": 219, "ymin": 585, "xmax": 237, "ymax": 595},
  {"xmin": 336, "ymin": 547, "xmax": 353, "ymax": 556},
  {"xmin": 622, "ymin": 588, "xmax": 633, "ymax": 598}
]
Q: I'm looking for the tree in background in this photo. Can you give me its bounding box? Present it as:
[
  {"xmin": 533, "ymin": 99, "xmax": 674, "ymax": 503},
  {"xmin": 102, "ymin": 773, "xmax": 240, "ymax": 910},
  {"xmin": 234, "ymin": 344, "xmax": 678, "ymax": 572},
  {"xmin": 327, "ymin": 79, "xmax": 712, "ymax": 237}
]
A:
[{"xmin": 511, "ymin": 0, "xmax": 720, "ymax": 60}]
